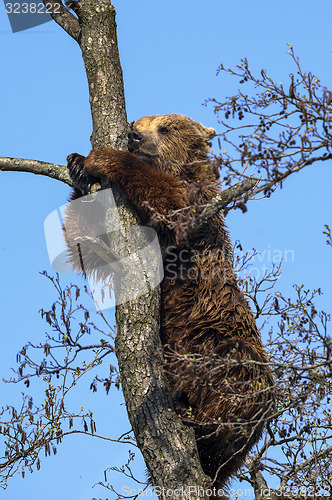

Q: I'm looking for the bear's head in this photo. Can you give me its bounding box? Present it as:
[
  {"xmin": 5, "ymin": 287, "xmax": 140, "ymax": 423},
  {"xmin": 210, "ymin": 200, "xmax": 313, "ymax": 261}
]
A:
[{"xmin": 128, "ymin": 114, "xmax": 216, "ymax": 177}]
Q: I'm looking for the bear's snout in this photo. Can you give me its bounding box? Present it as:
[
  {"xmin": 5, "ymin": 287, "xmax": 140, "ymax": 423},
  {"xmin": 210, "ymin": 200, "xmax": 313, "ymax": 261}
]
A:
[{"xmin": 128, "ymin": 130, "xmax": 144, "ymax": 151}]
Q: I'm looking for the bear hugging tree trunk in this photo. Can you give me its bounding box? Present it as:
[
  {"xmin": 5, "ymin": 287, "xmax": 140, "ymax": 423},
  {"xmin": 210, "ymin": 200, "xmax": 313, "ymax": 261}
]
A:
[{"xmin": 65, "ymin": 114, "xmax": 275, "ymax": 496}]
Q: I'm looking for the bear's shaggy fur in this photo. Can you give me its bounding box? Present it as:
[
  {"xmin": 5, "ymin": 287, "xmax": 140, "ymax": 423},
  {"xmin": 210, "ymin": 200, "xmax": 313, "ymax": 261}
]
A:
[{"xmin": 66, "ymin": 114, "xmax": 274, "ymax": 492}]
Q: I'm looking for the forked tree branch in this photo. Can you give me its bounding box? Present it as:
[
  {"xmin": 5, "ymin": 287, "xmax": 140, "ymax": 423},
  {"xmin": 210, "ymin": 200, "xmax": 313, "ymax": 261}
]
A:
[
  {"xmin": 245, "ymin": 456, "xmax": 278, "ymax": 500},
  {"xmin": 44, "ymin": 0, "xmax": 80, "ymax": 41}
]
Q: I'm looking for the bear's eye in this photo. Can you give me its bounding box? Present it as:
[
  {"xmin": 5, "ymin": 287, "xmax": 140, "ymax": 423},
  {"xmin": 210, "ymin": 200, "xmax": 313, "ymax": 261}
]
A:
[{"xmin": 158, "ymin": 126, "xmax": 169, "ymax": 135}]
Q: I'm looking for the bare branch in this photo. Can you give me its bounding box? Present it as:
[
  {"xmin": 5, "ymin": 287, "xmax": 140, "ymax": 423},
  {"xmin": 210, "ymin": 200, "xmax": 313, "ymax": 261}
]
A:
[
  {"xmin": 251, "ymin": 152, "xmax": 332, "ymax": 198},
  {"xmin": 189, "ymin": 177, "xmax": 257, "ymax": 234},
  {"xmin": 0, "ymin": 157, "xmax": 73, "ymax": 186},
  {"xmin": 43, "ymin": 0, "xmax": 81, "ymax": 41},
  {"xmin": 285, "ymin": 445, "xmax": 332, "ymax": 483}
]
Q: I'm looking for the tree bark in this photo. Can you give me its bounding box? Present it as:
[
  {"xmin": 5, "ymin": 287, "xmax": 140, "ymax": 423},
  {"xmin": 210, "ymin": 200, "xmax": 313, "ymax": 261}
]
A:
[{"xmin": 78, "ymin": 0, "xmax": 129, "ymax": 149}]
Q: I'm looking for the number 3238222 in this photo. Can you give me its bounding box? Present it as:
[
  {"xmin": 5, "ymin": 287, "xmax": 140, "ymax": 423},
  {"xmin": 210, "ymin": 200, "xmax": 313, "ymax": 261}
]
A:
[{"xmin": 5, "ymin": 3, "xmax": 61, "ymax": 14}]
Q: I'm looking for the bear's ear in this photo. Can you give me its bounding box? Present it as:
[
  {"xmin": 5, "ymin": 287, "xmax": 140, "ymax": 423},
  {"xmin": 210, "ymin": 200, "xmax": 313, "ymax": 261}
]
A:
[
  {"xmin": 196, "ymin": 123, "xmax": 216, "ymax": 141},
  {"xmin": 205, "ymin": 127, "xmax": 217, "ymax": 140}
]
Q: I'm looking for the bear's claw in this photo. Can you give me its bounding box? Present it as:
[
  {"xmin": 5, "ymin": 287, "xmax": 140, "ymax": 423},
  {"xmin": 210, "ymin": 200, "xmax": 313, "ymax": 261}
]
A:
[
  {"xmin": 67, "ymin": 153, "xmax": 85, "ymax": 183},
  {"xmin": 67, "ymin": 153, "xmax": 99, "ymax": 190}
]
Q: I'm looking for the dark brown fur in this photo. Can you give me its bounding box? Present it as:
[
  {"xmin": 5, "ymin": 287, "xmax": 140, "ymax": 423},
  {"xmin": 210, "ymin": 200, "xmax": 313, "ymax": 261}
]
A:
[{"xmin": 65, "ymin": 114, "xmax": 274, "ymax": 494}]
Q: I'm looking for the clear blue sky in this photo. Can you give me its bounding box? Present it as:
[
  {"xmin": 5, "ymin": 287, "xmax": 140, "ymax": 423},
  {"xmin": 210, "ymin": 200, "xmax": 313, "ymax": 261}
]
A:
[{"xmin": 0, "ymin": 1, "xmax": 332, "ymax": 499}]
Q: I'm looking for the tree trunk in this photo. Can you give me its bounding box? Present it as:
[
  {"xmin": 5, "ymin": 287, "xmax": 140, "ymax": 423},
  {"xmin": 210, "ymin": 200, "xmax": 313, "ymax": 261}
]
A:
[{"xmin": 47, "ymin": 0, "xmax": 209, "ymax": 496}]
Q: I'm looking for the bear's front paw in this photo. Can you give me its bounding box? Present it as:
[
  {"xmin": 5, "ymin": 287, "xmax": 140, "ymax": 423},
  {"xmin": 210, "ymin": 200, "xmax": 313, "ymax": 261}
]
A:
[{"xmin": 67, "ymin": 153, "xmax": 99, "ymax": 191}]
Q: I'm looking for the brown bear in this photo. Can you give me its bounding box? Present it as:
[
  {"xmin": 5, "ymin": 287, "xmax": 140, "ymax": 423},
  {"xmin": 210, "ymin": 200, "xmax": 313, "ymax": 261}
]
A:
[{"xmin": 66, "ymin": 114, "xmax": 275, "ymax": 493}]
